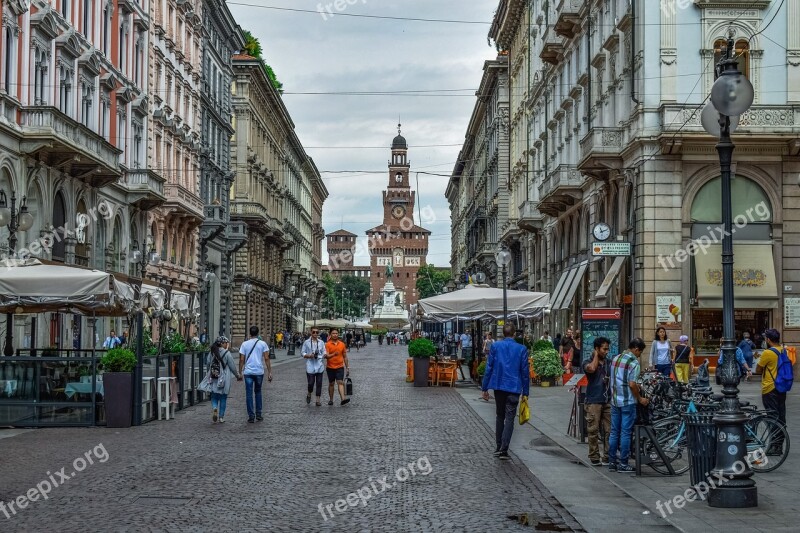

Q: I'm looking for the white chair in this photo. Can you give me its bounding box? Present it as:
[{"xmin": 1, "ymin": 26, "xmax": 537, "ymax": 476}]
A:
[{"xmin": 156, "ymin": 377, "xmax": 174, "ymax": 420}]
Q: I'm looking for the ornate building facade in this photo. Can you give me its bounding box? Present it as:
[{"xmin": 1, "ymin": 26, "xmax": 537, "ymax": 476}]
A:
[
  {"xmin": 448, "ymin": 54, "xmax": 510, "ymax": 287},
  {"xmin": 366, "ymin": 129, "xmax": 430, "ymax": 308},
  {"xmin": 230, "ymin": 52, "xmax": 291, "ymax": 346},
  {"xmin": 325, "ymin": 229, "xmax": 371, "ymax": 280},
  {"xmin": 0, "ymin": 0, "xmax": 158, "ymax": 350},
  {"xmin": 146, "ymin": 0, "xmax": 204, "ymax": 327},
  {"xmin": 485, "ymin": 0, "xmax": 799, "ymax": 350},
  {"xmin": 198, "ymin": 0, "xmax": 245, "ymax": 339}
]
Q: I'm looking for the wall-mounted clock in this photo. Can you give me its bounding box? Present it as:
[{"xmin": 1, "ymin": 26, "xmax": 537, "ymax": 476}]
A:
[
  {"xmin": 593, "ymin": 223, "xmax": 611, "ymax": 241},
  {"xmin": 395, "ymin": 173, "xmax": 403, "ymax": 183},
  {"xmin": 392, "ymin": 205, "xmax": 406, "ymax": 219}
]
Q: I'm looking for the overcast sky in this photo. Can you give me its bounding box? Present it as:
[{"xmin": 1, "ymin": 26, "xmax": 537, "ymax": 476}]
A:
[{"xmin": 229, "ymin": 0, "xmax": 499, "ymax": 268}]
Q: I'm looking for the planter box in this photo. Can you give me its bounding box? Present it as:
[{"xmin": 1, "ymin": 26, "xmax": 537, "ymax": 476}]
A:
[
  {"xmin": 104, "ymin": 372, "xmax": 133, "ymax": 428},
  {"xmin": 412, "ymin": 357, "xmax": 430, "ymax": 387}
]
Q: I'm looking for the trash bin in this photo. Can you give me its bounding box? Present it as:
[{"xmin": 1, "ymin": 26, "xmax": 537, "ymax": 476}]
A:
[{"xmin": 685, "ymin": 412, "xmax": 717, "ymax": 488}]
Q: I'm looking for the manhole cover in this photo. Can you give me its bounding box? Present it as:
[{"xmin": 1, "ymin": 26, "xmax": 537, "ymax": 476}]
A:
[{"xmin": 134, "ymin": 496, "xmax": 193, "ymax": 505}]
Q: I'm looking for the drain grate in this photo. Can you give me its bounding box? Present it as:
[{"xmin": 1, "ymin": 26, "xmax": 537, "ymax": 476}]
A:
[
  {"xmin": 134, "ymin": 496, "xmax": 193, "ymax": 505},
  {"xmin": 506, "ymin": 514, "xmax": 572, "ymax": 531}
]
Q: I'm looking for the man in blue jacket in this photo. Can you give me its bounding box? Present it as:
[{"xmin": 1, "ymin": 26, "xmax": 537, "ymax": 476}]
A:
[{"xmin": 481, "ymin": 323, "xmax": 530, "ymax": 460}]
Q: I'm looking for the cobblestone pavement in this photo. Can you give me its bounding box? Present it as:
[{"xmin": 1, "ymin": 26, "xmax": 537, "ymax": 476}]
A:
[{"xmin": 0, "ymin": 342, "xmax": 582, "ymax": 532}]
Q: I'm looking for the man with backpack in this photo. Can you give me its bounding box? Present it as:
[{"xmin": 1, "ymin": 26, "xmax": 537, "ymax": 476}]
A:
[{"xmin": 755, "ymin": 328, "xmax": 792, "ymax": 435}]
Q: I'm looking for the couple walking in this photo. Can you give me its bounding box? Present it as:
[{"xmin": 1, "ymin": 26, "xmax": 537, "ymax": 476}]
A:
[
  {"xmin": 303, "ymin": 327, "xmax": 351, "ymax": 407},
  {"xmin": 203, "ymin": 326, "xmax": 272, "ymax": 424}
]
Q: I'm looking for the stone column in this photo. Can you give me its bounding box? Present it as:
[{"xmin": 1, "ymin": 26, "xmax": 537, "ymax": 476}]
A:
[
  {"xmin": 660, "ymin": 0, "xmax": 677, "ymax": 102},
  {"xmin": 789, "ymin": 0, "xmax": 800, "ymax": 102}
]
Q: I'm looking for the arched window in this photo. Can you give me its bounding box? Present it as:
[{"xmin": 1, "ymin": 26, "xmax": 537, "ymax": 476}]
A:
[
  {"xmin": 714, "ymin": 39, "xmax": 749, "ymax": 79},
  {"xmin": 691, "ymin": 177, "xmax": 771, "ymax": 223}
]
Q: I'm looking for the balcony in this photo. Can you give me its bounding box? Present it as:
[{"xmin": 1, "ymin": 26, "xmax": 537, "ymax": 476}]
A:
[
  {"xmin": 164, "ymin": 183, "xmax": 204, "ymax": 221},
  {"xmin": 121, "ymin": 169, "xmax": 167, "ymax": 210},
  {"xmin": 578, "ymin": 127, "xmax": 624, "ymax": 178},
  {"xmin": 230, "ymin": 201, "xmax": 269, "ymax": 222},
  {"xmin": 477, "ymin": 242, "xmax": 498, "ymax": 260},
  {"xmin": 540, "ymin": 29, "xmax": 565, "ymax": 65},
  {"xmin": 0, "ymin": 91, "xmax": 20, "ymax": 125},
  {"xmin": 225, "ymin": 221, "xmax": 248, "ymax": 254},
  {"xmin": 19, "ymin": 106, "xmax": 122, "ymax": 187},
  {"xmin": 555, "ymin": 0, "xmax": 584, "ymax": 39},
  {"xmin": 537, "ymin": 165, "xmax": 583, "ymax": 217},
  {"xmin": 518, "ymin": 200, "xmax": 545, "ymax": 232}
]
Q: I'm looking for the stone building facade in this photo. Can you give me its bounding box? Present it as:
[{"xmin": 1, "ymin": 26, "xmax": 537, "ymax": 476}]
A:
[
  {"xmin": 366, "ymin": 129, "xmax": 430, "ymax": 308},
  {"xmin": 198, "ymin": 0, "xmax": 245, "ymax": 340},
  {"xmin": 325, "ymin": 229, "xmax": 371, "ymax": 280},
  {"xmin": 448, "ymin": 54, "xmax": 511, "ymax": 286},
  {"xmin": 0, "ymin": 0, "xmax": 158, "ymax": 349},
  {"xmin": 485, "ymin": 0, "xmax": 799, "ymax": 352},
  {"xmin": 230, "ymin": 52, "xmax": 291, "ymax": 345}
]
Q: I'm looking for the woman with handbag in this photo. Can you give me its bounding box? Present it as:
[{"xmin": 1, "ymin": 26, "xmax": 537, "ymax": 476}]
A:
[{"xmin": 204, "ymin": 336, "xmax": 242, "ymax": 423}]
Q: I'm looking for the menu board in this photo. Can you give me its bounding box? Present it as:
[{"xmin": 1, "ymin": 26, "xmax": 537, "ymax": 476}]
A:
[{"xmin": 785, "ymin": 297, "xmax": 800, "ymax": 328}]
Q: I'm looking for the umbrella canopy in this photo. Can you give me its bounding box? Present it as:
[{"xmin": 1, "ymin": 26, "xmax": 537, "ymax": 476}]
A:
[
  {"xmin": 418, "ymin": 284, "xmax": 550, "ymax": 321},
  {"xmin": 0, "ymin": 259, "xmax": 134, "ymax": 316},
  {"xmin": 312, "ymin": 318, "xmax": 348, "ymax": 329},
  {"xmin": 346, "ymin": 321, "xmax": 373, "ymax": 330}
]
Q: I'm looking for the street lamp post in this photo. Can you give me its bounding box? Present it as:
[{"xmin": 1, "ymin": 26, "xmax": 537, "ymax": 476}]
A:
[
  {"xmin": 701, "ymin": 36, "xmax": 756, "ymax": 509},
  {"xmin": 242, "ymin": 279, "xmax": 253, "ymax": 341},
  {"xmin": 0, "ymin": 189, "xmax": 35, "ymax": 356},
  {"xmin": 129, "ymin": 239, "xmax": 160, "ymax": 426},
  {"xmin": 495, "ymin": 248, "xmax": 512, "ymax": 324}
]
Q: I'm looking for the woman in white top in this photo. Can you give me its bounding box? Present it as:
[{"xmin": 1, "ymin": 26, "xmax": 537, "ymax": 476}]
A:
[
  {"xmin": 649, "ymin": 327, "xmax": 674, "ymax": 377},
  {"xmin": 302, "ymin": 328, "xmax": 327, "ymax": 406}
]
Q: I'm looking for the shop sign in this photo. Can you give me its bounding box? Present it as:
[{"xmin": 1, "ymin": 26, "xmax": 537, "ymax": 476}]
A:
[
  {"xmin": 785, "ymin": 298, "xmax": 800, "ymax": 328},
  {"xmin": 580, "ymin": 308, "xmax": 622, "ymax": 363},
  {"xmin": 592, "ymin": 242, "xmax": 631, "ymax": 256},
  {"xmin": 656, "ymin": 295, "xmax": 682, "ymax": 325}
]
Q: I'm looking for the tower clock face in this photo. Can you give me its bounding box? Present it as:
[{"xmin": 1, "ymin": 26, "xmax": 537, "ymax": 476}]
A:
[
  {"xmin": 395, "ymin": 173, "xmax": 403, "ymax": 183},
  {"xmin": 392, "ymin": 205, "xmax": 405, "ymax": 219}
]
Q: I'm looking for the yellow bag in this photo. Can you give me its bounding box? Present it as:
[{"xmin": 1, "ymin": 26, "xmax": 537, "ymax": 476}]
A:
[{"xmin": 519, "ymin": 395, "xmax": 530, "ymax": 425}]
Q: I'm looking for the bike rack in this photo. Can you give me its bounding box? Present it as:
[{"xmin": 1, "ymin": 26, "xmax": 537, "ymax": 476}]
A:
[{"xmin": 634, "ymin": 424, "xmax": 677, "ymax": 476}]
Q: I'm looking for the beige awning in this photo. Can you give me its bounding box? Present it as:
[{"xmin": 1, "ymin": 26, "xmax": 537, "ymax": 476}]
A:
[
  {"xmin": 550, "ymin": 267, "xmax": 575, "ymax": 310},
  {"xmin": 559, "ymin": 260, "xmax": 589, "ymax": 310},
  {"xmin": 694, "ymin": 243, "xmax": 778, "ymax": 308},
  {"xmin": 596, "ymin": 256, "xmax": 627, "ymax": 300}
]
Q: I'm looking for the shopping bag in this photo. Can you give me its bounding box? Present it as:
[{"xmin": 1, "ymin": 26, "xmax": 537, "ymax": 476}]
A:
[
  {"xmin": 345, "ymin": 377, "xmax": 353, "ymax": 396},
  {"xmin": 518, "ymin": 395, "xmax": 530, "ymax": 425}
]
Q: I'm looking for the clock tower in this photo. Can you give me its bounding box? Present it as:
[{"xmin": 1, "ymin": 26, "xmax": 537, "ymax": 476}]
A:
[{"xmin": 366, "ymin": 125, "xmax": 430, "ymax": 308}]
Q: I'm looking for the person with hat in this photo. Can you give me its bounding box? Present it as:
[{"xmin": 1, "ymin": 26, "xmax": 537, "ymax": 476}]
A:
[
  {"xmin": 673, "ymin": 335, "xmax": 694, "ymax": 384},
  {"xmin": 738, "ymin": 332, "xmax": 756, "ymax": 382},
  {"xmin": 206, "ymin": 336, "xmax": 242, "ymax": 424}
]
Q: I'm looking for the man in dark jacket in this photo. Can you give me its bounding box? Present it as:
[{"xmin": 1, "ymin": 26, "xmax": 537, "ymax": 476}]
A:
[{"xmin": 481, "ymin": 323, "xmax": 530, "ymax": 461}]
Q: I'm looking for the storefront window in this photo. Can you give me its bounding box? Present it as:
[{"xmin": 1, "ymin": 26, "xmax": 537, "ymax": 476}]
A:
[{"xmin": 690, "ymin": 177, "xmax": 771, "ymax": 223}]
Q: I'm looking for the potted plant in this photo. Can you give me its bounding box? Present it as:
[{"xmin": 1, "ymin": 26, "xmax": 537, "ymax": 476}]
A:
[
  {"xmin": 408, "ymin": 338, "xmax": 436, "ymax": 387},
  {"xmin": 477, "ymin": 360, "xmax": 487, "ymax": 383},
  {"xmin": 532, "ymin": 344, "xmax": 562, "ymax": 387},
  {"xmin": 100, "ymin": 348, "xmax": 137, "ymax": 428}
]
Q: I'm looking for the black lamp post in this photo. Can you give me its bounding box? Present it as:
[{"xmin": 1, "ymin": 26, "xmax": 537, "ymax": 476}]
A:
[
  {"xmin": 701, "ymin": 37, "xmax": 756, "ymax": 508},
  {"xmin": 0, "ymin": 190, "xmax": 35, "ymax": 356},
  {"xmin": 495, "ymin": 247, "xmax": 512, "ymax": 324},
  {"xmin": 129, "ymin": 239, "xmax": 160, "ymax": 426}
]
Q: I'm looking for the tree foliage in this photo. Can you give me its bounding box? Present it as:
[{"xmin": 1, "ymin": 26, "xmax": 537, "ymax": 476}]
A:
[
  {"xmin": 323, "ymin": 273, "xmax": 370, "ymax": 319},
  {"xmin": 415, "ymin": 264, "xmax": 453, "ymax": 300},
  {"xmin": 241, "ymin": 29, "xmax": 283, "ymax": 94}
]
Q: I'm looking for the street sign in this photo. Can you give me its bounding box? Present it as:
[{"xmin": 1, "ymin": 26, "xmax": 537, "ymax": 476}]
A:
[{"xmin": 592, "ymin": 242, "xmax": 631, "ymax": 256}]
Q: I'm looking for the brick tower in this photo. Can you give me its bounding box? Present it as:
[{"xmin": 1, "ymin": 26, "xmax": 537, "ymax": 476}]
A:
[{"xmin": 366, "ymin": 125, "xmax": 430, "ymax": 308}]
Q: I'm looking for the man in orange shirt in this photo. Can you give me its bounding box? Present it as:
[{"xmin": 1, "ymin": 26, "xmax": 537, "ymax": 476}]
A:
[{"xmin": 325, "ymin": 328, "xmax": 351, "ymax": 406}]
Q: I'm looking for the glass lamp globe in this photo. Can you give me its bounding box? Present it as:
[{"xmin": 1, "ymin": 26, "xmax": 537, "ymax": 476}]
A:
[
  {"xmin": 0, "ymin": 206, "xmax": 11, "ymax": 227},
  {"xmin": 710, "ymin": 69, "xmax": 754, "ymax": 117},
  {"xmin": 701, "ymin": 101, "xmax": 739, "ymax": 137},
  {"xmin": 129, "ymin": 249, "xmax": 143, "ymax": 263},
  {"xmin": 495, "ymin": 248, "xmax": 512, "ymax": 268},
  {"xmin": 18, "ymin": 212, "xmax": 34, "ymax": 231},
  {"xmin": 148, "ymin": 251, "xmax": 161, "ymax": 266}
]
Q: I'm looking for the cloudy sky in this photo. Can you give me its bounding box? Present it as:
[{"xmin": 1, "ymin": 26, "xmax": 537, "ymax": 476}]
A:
[{"xmin": 229, "ymin": 0, "xmax": 500, "ymax": 268}]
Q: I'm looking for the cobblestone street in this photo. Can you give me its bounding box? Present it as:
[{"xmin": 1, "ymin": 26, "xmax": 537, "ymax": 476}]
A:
[{"xmin": 0, "ymin": 342, "xmax": 581, "ymax": 532}]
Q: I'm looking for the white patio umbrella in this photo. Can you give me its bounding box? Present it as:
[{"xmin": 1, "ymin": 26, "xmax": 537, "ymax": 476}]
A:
[{"xmin": 418, "ymin": 284, "xmax": 550, "ymax": 321}]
